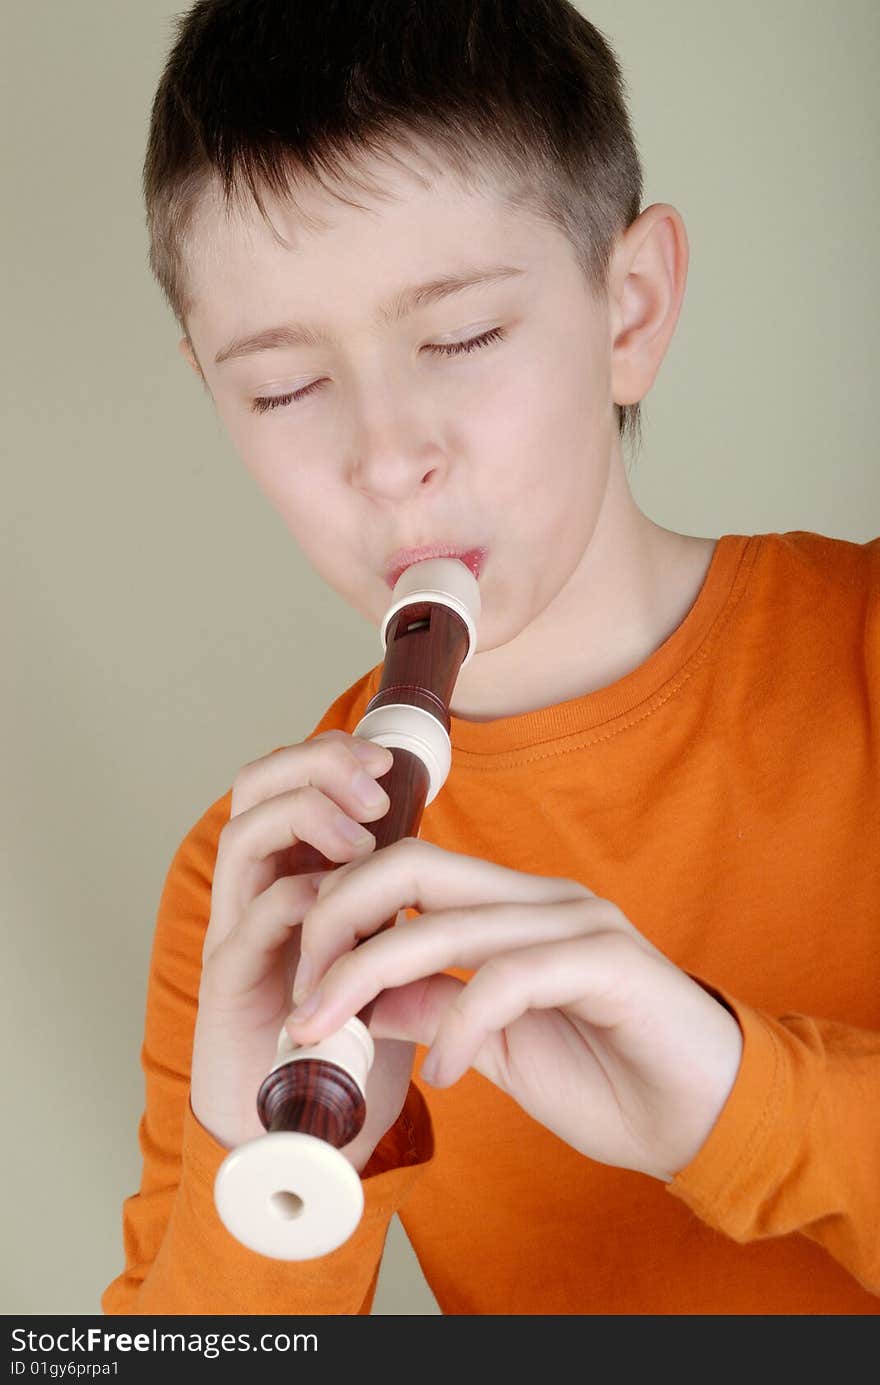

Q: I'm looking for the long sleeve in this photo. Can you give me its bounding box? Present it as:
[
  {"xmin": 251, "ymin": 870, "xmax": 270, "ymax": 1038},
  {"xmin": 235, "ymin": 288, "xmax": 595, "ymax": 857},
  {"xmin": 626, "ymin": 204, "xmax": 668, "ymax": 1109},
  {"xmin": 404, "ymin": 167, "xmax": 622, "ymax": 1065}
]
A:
[
  {"xmin": 668, "ymin": 989, "xmax": 880, "ymax": 1296},
  {"xmin": 102, "ymin": 789, "xmax": 434, "ymax": 1315}
]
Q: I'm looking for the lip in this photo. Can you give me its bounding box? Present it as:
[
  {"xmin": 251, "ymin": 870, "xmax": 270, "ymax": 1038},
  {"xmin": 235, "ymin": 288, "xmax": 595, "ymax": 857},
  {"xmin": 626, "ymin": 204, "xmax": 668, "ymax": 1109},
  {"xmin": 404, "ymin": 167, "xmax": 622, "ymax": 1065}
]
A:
[{"xmin": 383, "ymin": 544, "xmax": 489, "ymax": 589}]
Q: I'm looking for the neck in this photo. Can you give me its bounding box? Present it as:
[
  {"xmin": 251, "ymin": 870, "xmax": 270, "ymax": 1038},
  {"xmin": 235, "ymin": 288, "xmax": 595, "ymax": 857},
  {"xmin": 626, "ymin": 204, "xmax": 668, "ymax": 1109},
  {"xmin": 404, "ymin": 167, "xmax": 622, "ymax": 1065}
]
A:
[{"xmin": 449, "ymin": 452, "xmax": 716, "ymax": 722}]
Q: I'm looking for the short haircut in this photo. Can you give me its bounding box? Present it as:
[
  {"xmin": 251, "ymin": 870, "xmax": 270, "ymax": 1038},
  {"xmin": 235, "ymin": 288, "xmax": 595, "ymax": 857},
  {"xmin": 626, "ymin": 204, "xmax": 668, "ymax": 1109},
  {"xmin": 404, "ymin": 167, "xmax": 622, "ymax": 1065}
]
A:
[{"xmin": 144, "ymin": 0, "xmax": 645, "ymax": 452}]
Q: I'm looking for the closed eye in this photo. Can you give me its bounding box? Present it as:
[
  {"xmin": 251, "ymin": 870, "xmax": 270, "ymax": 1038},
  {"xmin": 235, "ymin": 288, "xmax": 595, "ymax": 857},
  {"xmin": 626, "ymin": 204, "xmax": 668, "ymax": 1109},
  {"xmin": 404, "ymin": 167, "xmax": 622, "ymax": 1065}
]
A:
[
  {"xmin": 428, "ymin": 325, "xmax": 506, "ymax": 357},
  {"xmin": 250, "ymin": 326, "xmax": 507, "ymax": 414}
]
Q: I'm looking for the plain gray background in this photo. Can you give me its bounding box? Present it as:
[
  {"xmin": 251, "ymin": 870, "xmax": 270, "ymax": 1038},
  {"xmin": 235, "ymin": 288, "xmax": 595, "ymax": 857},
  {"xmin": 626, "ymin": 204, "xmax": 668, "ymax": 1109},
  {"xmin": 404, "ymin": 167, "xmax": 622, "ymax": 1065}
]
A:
[{"xmin": 2, "ymin": 1, "xmax": 877, "ymax": 1314}]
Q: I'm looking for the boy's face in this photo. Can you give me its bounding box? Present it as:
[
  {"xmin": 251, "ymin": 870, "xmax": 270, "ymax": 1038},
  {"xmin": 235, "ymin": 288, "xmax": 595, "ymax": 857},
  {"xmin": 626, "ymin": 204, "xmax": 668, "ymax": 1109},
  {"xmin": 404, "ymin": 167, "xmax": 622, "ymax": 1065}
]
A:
[{"xmin": 182, "ymin": 147, "xmax": 622, "ymax": 654}]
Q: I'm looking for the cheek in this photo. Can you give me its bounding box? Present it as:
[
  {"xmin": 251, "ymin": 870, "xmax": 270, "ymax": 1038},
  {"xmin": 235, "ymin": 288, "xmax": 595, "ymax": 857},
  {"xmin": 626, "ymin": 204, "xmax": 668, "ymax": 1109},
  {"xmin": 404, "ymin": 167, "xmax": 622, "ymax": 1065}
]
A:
[
  {"xmin": 464, "ymin": 352, "xmax": 599, "ymax": 520},
  {"xmin": 241, "ymin": 447, "xmax": 308, "ymax": 519},
  {"xmin": 219, "ymin": 405, "xmax": 330, "ymax": 517},
  {"xmin": 225, "ymin": 439, "xmax": 352, "ymax": 568},
  {"xmin": 273, "ymin": 475, "xmax": 347, "ymax": 553},
  {"xmin": 477, "ymin": 328, "xmax": 596, "ymax": 449}
]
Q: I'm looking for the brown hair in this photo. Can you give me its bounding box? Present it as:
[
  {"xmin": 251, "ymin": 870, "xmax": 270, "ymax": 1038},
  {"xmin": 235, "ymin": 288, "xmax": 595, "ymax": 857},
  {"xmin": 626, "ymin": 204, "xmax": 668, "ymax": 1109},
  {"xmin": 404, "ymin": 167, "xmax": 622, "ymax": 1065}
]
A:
[{"xmin": 144, "ymin": 0, "xmax": 644, "ymax": 452}]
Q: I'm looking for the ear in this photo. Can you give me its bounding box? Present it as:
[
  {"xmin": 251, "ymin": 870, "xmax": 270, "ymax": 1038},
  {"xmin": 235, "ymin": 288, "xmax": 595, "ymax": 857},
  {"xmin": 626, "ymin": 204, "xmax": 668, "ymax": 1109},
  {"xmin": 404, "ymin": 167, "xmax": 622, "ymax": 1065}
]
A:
[
  {"xmin": 178, "ymin": 335, "xmax": 205, "ymax": 382},
  {"xmin": 607, "ymin": 203, "xmax": 689, "ymax": 408}
]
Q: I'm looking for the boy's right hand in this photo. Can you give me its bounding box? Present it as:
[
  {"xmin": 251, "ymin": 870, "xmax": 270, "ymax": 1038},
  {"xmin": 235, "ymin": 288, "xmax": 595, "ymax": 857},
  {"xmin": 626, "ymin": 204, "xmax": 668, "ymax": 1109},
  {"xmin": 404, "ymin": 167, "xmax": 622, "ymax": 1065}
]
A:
[{"xmin": 189, "ymin": 730, "xmax": 414, "ymax": 1171}]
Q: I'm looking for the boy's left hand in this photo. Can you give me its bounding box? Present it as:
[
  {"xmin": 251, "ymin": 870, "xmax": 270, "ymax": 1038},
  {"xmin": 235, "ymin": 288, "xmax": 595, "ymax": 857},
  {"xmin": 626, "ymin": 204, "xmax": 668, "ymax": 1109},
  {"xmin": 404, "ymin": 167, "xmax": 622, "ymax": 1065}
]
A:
[{"xmin": 286, "ymin": 839, "xmax": 743, "ymax": 1182}]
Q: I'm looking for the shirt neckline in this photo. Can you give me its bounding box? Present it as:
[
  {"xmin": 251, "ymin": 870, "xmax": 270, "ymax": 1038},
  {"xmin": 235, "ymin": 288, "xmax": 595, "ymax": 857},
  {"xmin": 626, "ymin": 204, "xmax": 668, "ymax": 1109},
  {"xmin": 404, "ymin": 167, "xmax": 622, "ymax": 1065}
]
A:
[{"xmin": 441, "ymin": 532, "xmax": 760, "ymax": 757}]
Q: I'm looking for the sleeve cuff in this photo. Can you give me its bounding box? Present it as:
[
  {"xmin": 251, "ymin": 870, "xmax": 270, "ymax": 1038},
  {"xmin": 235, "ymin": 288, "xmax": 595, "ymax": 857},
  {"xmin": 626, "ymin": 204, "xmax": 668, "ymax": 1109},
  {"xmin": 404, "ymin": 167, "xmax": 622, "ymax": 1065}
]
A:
[
  {"xmin": 666, "ymin": 984, "xmax": 786, "ymax": 1239},
  {"xmin": 360, "ymin": 1081, "xmax": 434, "ymax": 1179},
  {"xmin": 182, "ymin": 1080, "xmax": 434, "ymax": 1222}
]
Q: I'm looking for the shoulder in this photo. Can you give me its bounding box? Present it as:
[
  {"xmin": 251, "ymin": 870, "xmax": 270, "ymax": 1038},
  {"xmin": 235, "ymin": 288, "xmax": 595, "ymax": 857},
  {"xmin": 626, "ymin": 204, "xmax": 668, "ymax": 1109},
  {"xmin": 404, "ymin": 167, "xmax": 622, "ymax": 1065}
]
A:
[
  {"xmin": 756, "ymin": 529, "xmax": 879, "ymax": 589},
  {"xmin": 748, "ymin": 530, "xmax": 879, "ymax": 637},
  {"xmin": 744, "ymin": 530, "xmax": 880, "ymax": 714}
]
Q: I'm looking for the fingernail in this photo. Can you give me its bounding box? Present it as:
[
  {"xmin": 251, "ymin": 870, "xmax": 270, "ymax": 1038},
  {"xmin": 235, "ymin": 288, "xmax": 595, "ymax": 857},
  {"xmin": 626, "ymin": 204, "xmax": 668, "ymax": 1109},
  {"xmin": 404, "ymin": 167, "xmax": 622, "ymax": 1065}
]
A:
[
  {"xmin": 289, "ymin": 988, "xmax": 323, "ymax": 1023},
  {"xmin": 293, "ymin": 957, "xmax": 313, "ymax": 1004},
  {"xmin": 352, "ymin": 739, "xmax": 392, "ymax": 768},
  {"xmin": 336, "ymin": 813, "xmax": 374, "ymax": 846},
  {"xmin": 420, "ymin": 1051, "xmax": 439, "ymax": 1085},
  {"xmin": 352, "ymin": 769, "xmax": 389, "ymax": 809}
]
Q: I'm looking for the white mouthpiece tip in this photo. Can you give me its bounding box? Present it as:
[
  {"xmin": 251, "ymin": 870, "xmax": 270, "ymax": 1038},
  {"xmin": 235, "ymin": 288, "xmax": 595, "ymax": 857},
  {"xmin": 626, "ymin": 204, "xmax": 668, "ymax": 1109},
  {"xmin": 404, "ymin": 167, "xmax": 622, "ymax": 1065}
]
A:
[
  {"xmin": 380, "ymin": 556, "xmax": 481, "ymax": 663},
  {"xmin": 390, "ymin": 556, "xmax": 481, "ymax": 612}
]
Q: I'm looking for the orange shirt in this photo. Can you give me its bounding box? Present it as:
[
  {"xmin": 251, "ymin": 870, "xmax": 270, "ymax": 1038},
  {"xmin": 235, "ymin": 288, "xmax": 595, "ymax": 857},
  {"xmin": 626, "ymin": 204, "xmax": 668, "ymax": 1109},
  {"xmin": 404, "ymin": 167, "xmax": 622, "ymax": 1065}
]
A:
[{"xmin": 103, "ymin": 531, "xmax": 880, "ymax": 1314}]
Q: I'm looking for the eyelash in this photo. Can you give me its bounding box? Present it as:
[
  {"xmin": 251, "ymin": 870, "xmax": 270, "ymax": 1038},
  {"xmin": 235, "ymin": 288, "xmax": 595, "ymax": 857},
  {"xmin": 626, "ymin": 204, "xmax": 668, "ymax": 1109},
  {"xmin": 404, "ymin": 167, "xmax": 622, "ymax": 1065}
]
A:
[{"xmin": 250, "ymin": 326, "xmax": 507, "ymax": 414}]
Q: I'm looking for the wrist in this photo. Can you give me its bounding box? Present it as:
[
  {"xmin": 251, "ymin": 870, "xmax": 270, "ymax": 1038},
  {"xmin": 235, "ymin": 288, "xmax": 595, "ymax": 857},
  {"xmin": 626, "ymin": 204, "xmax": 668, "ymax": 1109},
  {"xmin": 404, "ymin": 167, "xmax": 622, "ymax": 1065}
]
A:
[
  {"xmin": 665, "ymin": 1005, "xmax": 744, "ymax": 1180},
  {"xmin": 342, "ymin": 1133, "xmax": 380, "ymax": 1174}
]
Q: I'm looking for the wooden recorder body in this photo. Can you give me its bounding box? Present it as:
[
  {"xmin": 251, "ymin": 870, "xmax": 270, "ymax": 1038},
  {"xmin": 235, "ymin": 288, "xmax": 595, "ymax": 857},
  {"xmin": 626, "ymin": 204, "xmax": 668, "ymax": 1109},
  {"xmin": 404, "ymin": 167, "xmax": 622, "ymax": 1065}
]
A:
[{"xmin": 213, "ymin": 557, "xmax": 480, "ymax": 1259}]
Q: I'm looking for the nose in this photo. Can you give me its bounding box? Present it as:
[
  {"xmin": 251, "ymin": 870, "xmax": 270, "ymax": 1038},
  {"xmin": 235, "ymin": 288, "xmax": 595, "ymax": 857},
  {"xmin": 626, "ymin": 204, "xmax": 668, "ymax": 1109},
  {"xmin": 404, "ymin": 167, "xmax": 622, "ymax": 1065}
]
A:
[{"xmin": 348, "ymin": 377, "xmax": 445, "ymax": 499}]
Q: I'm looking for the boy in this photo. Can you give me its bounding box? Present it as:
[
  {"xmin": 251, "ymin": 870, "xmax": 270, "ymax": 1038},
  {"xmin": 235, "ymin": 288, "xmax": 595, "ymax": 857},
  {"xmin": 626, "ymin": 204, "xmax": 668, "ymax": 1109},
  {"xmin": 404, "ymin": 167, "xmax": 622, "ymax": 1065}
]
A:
[{"xmin": 103, "ymin": 0, "xmax": 879, "ymax": 1314}]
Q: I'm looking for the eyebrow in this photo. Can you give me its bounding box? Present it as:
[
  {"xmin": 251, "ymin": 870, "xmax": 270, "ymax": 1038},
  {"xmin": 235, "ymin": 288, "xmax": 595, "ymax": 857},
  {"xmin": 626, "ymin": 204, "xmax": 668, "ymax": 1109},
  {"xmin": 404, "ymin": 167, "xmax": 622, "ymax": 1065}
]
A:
[{"xmin": 213, "ymin": 263, "xmax": 526, "ymax": 366}]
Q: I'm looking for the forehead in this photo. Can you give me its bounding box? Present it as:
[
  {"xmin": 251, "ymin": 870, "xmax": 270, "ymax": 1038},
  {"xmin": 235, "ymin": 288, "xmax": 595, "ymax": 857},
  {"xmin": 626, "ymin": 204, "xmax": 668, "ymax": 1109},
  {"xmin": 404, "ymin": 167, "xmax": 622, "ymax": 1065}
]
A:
[{"xmin": 182, "ymin": 142, "xmax": 562, "ymax": 312}]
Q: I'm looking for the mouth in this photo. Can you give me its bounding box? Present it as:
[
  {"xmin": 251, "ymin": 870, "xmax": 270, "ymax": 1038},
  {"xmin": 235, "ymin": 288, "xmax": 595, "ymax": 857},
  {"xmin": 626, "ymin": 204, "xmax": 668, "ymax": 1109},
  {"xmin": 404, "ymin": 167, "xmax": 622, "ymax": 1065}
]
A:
[{"xmin": 383, "ymin": 544, "xmax": 489, "ymax": 590}]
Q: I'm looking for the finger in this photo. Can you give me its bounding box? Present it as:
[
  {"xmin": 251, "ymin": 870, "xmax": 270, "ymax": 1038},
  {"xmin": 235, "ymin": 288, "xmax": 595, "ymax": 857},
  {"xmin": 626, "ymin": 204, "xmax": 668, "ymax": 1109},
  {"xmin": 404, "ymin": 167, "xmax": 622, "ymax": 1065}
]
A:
[
  {"xmin": 366, "ymin": 973, "xmax": 531, "ymax": 1093},
  {"xmin": 204, "ymin": 871, "xmax": 323, "ymax": 995},
  {"xmin": 230, "ymin": 731, "xmax": 394, "ymax": 819},
  {"xmin": 296, "ymin": 837, "xmax": 591, "ymax": 989},
  {"xmin": 421, "ymin": 933, "xmax": 645, "ymax": 1086},
  {"xmin": 211, "ymin": 775, "xmax": 387, "ymax": 939},
  {"xmin": 287, "ymin": 895, "xmax": 614, "ymax": 1039},
  {"xmin": 367, "ymin": 973, "xmax": 464, "ymax": 1049}
]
